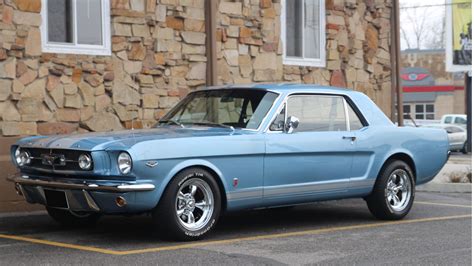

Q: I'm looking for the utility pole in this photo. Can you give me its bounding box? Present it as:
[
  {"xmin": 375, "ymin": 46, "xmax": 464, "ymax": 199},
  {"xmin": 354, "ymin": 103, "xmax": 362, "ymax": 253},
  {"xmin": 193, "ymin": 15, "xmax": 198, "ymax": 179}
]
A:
[
  {"xmin": 391, "ymin": 0, "xmax": 403, "ymax": 126},
  {"xmin": 205, "ymin": 0, "xmax": 217, "ymax": 86},
  {"xmin": 466, "ymin": 73, "xmax": 472, "ymax": 152}
]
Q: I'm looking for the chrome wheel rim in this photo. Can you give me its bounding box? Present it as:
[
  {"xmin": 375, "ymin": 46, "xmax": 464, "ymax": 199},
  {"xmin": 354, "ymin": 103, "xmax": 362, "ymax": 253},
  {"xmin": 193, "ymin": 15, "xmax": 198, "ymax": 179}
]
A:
[
  {"xmin": 385, "ymin": 169, "xmax": 412, "ymax": 212},
  {"xmin": 175, "ymin": 178, "xmax": 214, "ymax": 231}
]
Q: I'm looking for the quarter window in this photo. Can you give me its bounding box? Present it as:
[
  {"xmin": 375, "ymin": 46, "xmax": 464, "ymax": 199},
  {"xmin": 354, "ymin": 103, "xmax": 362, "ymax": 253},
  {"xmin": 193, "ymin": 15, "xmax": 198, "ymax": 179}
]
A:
[
  {"xmin": 41, "ymin": 0, "xmax": 111, "ymax": 55},
  {"xmin": 347, "ymin": 105, "xmax": 364, "ymax": 130},
  {"xmin": 287, "ymin": 95, "xmax": 346, "ymax": 132},
  {"xmin": 282, "ymin": 0, "xmax": 326, "ymax": 67}
]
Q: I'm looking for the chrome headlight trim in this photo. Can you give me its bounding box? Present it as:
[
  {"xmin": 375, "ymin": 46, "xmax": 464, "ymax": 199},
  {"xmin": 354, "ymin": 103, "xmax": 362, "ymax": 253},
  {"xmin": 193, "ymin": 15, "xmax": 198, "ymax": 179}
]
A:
[
  {"xmin": 15, "ymin": 147, "xmax": 31, "ymax": 167},
  {"xmin": 117, "ymin": 152, "xmax": 132, "ymax": 174},
  {"xmin": 78, "ymin": 154, "xmax": 92, "ymax": 170}
]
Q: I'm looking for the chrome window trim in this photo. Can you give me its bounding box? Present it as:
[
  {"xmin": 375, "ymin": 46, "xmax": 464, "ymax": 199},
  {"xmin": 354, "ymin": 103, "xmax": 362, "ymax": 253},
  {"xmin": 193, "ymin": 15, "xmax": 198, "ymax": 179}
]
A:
[
  {"xmin": 264, "ymin": 92, "xmax": 358, "ymax": 133},
  {"xmin": 343, "ymin": 98, "xmax": 351, "ymax": 131}
]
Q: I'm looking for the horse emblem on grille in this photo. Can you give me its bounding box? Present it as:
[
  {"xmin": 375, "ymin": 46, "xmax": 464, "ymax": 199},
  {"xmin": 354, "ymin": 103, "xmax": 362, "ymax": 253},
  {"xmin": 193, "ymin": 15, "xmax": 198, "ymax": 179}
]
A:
[{"xmin": 41, "ymin": 154, "xmax": 66, "ymax": 166}]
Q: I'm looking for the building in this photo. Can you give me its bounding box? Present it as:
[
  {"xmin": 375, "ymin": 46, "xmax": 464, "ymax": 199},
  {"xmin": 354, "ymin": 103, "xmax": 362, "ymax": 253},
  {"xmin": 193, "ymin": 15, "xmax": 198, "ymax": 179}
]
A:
[
  {"xmin": 0, "ymin": 0, "xmax": 394, "ymax": 211},
  {"xmin": 401, "ymin": 49, "xmax": 465, "ymax": 120}
]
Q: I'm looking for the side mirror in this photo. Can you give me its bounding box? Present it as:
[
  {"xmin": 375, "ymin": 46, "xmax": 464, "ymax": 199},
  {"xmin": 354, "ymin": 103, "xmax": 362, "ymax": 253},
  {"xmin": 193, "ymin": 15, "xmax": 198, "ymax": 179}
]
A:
[{"xmin": 285, "ymin": 116, "xmax": 299, "ymax": 134}]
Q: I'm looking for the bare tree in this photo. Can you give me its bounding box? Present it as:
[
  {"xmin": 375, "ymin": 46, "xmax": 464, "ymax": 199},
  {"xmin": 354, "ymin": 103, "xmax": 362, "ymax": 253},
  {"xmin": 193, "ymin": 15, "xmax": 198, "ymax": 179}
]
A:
[
  {"xmin": 400, "ymin": 5, "xmax": 431, "ymax": 49},
  {"xmin": 423, "ymin": 11, "xmax": 446, "ymax": 49}
]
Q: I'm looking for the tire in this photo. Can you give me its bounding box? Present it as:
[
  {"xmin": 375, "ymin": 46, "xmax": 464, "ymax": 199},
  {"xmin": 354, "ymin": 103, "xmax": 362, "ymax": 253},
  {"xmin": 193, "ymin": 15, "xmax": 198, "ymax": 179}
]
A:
[
  {"xmin": 462, "ymin": 142, "xmax": 468, "ymax": 154},
  {"xmin": 366, "ymin": 160, "xmax": 415, "ymax": 220},
  {"xmin": 46, "ymin": 207, "xmax": 101, "ymax": 227},
  {"xmin": 152, "ymin": 168, "xmax": 222, "ymax": 241}
]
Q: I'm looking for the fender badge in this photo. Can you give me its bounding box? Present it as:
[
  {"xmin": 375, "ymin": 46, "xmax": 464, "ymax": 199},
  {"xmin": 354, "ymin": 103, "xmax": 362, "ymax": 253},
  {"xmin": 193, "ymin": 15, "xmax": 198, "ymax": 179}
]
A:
[
  {"xmin": 233, "ymin": 178, "xmax": 239, "ymax": 187},
  {"xmin": 145, "ymin": 161, "xmax": 158, "ymax": 168}
]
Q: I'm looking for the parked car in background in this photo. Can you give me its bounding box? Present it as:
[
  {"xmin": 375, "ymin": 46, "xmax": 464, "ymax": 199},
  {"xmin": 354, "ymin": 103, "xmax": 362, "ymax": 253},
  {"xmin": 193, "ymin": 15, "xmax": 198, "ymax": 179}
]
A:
[
  {"xmin": 441, "ymin": 114, "xmax": 467, "ymax": 127},
  {"xmin": 7, "ymin": 84, "xmax": 450, "ymax": 240},
  {"xmin": 399, "ymin": 119, "xmax": 440, "ymax": 127},
  {"xmin": 424, "ymin": 124, "xmax": 468, "ymax": 154}
]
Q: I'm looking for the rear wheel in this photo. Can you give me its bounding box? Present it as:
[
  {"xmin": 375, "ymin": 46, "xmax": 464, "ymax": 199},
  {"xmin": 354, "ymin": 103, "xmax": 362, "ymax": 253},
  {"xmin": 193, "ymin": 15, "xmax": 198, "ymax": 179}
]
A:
[
  {"xmin": 152, "ymin": 168, "xmax": 221, "ymax": 241},
  {"xmin": 46, "ymin": 207, "xmax": 101, "ymax": 227},
  {"xmin": 366, "ymin": 160, "xmax": 415, "ymax": 220}
]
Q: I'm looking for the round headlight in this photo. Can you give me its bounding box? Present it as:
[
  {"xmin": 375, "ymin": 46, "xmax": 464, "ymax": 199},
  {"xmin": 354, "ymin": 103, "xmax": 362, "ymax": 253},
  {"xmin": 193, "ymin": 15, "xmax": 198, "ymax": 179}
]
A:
[
  {"xmin": 78, "ymin": 154, "xmax": 92, "ymax": 170},
  {"xmin": 118, "ymin": 152, "xmax": 132, "ymax": 174},
  {"xmin": 15, "ymin": 147, "xmax": 31, "ymax": 166}
]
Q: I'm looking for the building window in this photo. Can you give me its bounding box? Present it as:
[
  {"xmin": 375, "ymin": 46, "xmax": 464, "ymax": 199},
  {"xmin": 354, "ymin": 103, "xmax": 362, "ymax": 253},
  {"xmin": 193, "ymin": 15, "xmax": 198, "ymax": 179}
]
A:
[
  {"xmin": 403, "ymin": 105, "xmax": 411, "ymax": 119},
  {"xmin": 281, "ymin": 0, "xmax": 326, "ymax": 67},
  {"xmin": 415, "ymin": 103, "xmax": 435, "ymax": 120},
  {"xmin": 41, "ymin": 0, "xmax": 111, "ymax": 55}
]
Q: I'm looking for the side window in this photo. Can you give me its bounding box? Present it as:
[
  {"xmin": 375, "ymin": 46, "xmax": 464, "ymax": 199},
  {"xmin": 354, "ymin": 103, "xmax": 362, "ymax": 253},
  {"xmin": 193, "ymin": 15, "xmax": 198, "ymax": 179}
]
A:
[
  {"xmin": 347, "ymin": 104, "xmax": 364, "ymax": 130},
  {"xmin": 287, "ymin": 95, "xmax": 347, "ymax": 132},
  {"xmin": 455, "ymin": 117, "xmax": 466, "ymax": 124},
  {"xmin": 444, "ymin": 116, "xmax": 453, "ymax": 123}
]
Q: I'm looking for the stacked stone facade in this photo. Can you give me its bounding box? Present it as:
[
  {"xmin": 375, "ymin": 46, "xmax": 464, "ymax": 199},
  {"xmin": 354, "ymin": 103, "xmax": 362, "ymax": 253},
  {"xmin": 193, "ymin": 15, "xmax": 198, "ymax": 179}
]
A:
[{"xmin": 0, "ymin": 0, "xmax": 393, "ymax": 137}]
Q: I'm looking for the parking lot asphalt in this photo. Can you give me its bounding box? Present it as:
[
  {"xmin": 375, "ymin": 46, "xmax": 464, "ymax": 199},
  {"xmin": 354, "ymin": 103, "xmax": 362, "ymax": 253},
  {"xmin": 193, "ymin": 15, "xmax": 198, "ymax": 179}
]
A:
[{"xmin": 0, "ymin": 192, "xmax": 471, "ymax": 265}]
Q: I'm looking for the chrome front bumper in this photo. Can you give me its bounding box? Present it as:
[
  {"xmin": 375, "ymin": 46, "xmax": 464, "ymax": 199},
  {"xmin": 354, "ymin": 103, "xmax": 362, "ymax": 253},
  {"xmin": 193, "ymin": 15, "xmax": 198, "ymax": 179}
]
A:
[
  {"xmin": 7, "ymin": 173, "xmax": 156, "ymax": 213},
  {"xmin": 7, "ymin": 173, "xmax": 155, "ymax": 192}
]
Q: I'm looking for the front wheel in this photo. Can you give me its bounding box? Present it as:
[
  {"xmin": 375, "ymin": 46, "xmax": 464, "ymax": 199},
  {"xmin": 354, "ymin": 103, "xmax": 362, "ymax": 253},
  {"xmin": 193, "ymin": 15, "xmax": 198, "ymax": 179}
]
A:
[
  {"xmin": 366, "ymin": 160, "xmax": 415, "ymax": 220},
  {"xmin": 152, "ymin": 168, "xmax": 221, "ymax": 241},
  {"xmin": 46, "ymin": 207, "xmax": 101, "ymax": 227}
]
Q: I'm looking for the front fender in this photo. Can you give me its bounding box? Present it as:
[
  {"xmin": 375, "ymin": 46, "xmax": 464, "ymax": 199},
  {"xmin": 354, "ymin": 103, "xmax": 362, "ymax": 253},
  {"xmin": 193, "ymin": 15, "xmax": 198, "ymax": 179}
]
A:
[{"xmin": 150, "ymin": 159, "xmax": 228, "ymax": 209}]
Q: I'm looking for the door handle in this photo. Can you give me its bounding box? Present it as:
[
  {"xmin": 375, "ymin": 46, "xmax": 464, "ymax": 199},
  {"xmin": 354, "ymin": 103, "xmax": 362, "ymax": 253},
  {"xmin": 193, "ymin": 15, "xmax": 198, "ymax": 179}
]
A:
[{"xmin": 342, "ymin": 136, "xmax": 356, "ymax": 141}]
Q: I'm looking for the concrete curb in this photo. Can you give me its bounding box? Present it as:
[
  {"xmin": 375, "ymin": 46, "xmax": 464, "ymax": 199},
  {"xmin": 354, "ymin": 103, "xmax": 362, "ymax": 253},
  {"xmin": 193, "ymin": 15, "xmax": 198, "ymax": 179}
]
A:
[{"xmin": 417, "ymin": 183, "xmax": 472, "ymax": 193}]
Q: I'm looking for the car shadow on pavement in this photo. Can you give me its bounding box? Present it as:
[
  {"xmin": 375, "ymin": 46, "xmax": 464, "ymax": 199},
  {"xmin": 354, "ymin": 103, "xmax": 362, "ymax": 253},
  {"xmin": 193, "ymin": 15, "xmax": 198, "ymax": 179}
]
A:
[{"xmin": 0, "ymin": 199, "xmax": 375, "ymax": 246}]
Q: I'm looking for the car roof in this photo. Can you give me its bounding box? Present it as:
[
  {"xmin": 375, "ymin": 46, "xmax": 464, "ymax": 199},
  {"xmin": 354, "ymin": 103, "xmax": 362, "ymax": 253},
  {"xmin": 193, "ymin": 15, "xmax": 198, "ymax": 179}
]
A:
[{"xmin": 200, "ymin": 83, "xmax": 354, "ymax": 95}]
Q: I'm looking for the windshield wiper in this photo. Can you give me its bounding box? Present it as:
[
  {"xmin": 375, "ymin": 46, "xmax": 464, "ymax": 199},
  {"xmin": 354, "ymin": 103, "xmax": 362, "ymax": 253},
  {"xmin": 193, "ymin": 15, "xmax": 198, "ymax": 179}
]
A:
[
  {"xmin": 158, "ymin": 119, "xmax": 185, "ymax": 128},
  {"xmin": 191, "ymin": 122, "xmax": 235, "ymax": 131}
]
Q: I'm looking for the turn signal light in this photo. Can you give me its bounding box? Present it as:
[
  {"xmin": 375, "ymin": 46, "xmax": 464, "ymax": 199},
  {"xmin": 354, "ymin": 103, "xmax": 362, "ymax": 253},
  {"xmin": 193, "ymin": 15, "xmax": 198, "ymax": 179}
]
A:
[{"xmin": 115, "ymin": 196, "xmax": 127, "ymax": 207}]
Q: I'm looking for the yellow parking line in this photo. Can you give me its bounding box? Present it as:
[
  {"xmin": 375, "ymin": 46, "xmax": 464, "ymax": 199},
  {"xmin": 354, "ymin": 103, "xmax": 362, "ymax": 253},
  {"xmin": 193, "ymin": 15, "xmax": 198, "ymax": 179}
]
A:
[
  {"xmin": 0, "ymin": 214, "xmax": 470, "ymax": 256},
  {"xmin": 0, "ymin": 234, "xmax": 122, "ymax": 255},
  {"xmin": 416, "ymin": 201, "xmax": 472, "ymax": 208}
]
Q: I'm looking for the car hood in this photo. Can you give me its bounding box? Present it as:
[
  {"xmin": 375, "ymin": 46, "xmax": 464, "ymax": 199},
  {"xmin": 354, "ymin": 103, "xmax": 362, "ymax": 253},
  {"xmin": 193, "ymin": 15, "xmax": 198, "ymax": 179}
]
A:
[{"xmin": 16, "ymin": 127, "xmax": 241, "ymax": 151}]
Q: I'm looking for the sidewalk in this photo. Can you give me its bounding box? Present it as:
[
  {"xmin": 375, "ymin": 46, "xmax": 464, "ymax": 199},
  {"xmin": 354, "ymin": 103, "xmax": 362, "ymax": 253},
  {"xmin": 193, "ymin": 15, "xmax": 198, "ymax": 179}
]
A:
[{"xmin": 417, "ymin": 154, "xmax": 472, "ymax": 193}]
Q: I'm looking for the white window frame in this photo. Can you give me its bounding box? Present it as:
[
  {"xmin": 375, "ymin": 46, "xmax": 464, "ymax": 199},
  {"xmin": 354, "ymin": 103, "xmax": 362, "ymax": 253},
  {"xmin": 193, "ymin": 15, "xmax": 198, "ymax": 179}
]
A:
[
  {"xmin": 414, "ymin": 103, "xmax": 435, "ymax": 120},
  {"xmin": 40, "ymin": 0, "xmax": 111, "ymax": 56},
  {"xmin": 281, "ymin": 0, "xmax": 326, "ymax": 68}
]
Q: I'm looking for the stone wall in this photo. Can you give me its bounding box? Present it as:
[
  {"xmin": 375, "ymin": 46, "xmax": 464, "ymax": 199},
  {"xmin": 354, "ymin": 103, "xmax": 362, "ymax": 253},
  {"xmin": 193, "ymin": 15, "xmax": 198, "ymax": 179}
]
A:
[
  {"xmin": 215, "ymin": 0, "xmax": 393, "ymax": 115},
  {"xmin": 0, "ymin": 0, "xmax": 393, "ymax": 137}
]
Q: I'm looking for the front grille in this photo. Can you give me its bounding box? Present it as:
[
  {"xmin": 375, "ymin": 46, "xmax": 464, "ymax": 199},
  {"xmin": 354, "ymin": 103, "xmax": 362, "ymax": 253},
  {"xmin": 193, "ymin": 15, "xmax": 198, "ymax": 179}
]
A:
[{"xmin": 23, "ymin": 148, "xmax": 93, "ymax": 171}]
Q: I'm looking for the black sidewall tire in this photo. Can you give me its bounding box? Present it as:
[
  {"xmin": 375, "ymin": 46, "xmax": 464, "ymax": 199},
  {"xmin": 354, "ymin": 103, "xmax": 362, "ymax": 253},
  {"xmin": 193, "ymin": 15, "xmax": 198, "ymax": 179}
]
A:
[
  {"xmin": 153, "ymin": 168, "xmax": 222, "ymax": 241},
  {"xmin": 46, "ymin": 207, "xmax": 101, "ymax": 227},
  {"xmin": 366, "ymin": 160, "xmax": 415, "ymax": 220},
  {"xmin": 462, "ymin": 142, "xmax": 468, "ymax": 154}
]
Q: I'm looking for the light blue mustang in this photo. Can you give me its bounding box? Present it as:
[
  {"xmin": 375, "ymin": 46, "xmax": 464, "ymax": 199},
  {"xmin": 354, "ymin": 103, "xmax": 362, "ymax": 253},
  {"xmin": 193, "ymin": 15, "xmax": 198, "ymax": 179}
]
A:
[{"xmin": 8, "ymin": 84, "xmax": 449, "ymax": 240}]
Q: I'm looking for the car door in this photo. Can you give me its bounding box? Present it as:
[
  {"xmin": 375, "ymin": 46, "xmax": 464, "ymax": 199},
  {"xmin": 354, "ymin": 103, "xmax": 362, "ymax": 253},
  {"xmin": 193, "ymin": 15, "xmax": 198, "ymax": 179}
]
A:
[{"xmin": 263, "ymin": 94, "xmax": 356, "ymax": 203}]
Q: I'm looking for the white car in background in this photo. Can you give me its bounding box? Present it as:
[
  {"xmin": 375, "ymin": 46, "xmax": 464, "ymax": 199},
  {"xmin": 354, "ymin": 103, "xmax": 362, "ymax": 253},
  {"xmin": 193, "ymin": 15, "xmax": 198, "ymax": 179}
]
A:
[
  {"xmin": 424, "ymin": 124, "xmax": 468, "ymax": 154},
  {"xmin": 440, "ymin": 114, "xmax": 467, "ymax": 127}
]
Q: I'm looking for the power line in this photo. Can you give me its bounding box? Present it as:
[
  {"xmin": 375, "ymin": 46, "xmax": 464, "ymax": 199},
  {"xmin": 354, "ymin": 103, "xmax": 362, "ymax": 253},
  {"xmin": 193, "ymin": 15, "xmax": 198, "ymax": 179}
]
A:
[{"xmin": 400, "ymin": 2, "xmax": 471, "ymax": 9}]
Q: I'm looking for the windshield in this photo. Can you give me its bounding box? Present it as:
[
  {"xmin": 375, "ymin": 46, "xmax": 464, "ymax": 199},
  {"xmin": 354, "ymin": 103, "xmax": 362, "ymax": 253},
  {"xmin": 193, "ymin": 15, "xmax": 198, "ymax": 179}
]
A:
[{"xmin": 158, "ymin": 89, "xmax": 279, "ymax": 129}]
